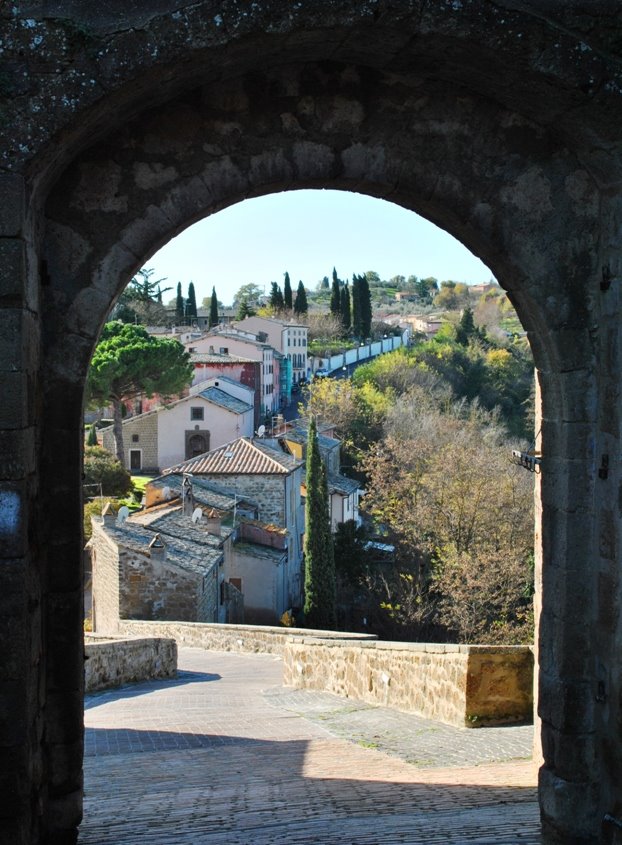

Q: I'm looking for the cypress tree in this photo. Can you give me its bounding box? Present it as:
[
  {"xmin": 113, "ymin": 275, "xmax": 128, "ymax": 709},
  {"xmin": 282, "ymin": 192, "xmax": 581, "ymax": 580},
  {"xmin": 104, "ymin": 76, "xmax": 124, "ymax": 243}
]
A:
[
  {"xmin": 303, "ymin": 417, "xmax": 337, "ymax": 629},
  {"xmin": 360, "ymin": 274, "xmax": 372, "ymax": 339},
  {"xmin": 283, "ymin": 272, "xmax": 293, "ymax": 310},
  {"xmin": 209, "ymin": 286, "xmax": 219, "ymax": 328},
  {"xmin": 340, "ymin": 281, "xmax": 351, "ymax": 333},
  {"xmin": 294, "ymin": 280, "xmax": 308, "ymax": 315},
  {"xmin": 351, "ymin": 274, "xmax": 362, "ymax": 337},
  {"xmin": 330, "ymin": 267, "xmax": 341, "ymax": 316},
  {"xmin": 187, "ymin": 282, "xmax": 198, "ymax": 320},
  {"xmin": 87, "ymin": 423, "xmax": 98, "ymax": 446},
  {"xmin": 270, "ymin": 281, "xmax": 284, "ymax": 311},
  {"xmin": 175, "ymin": 282, "xmax": 184, "ymax": 322}
]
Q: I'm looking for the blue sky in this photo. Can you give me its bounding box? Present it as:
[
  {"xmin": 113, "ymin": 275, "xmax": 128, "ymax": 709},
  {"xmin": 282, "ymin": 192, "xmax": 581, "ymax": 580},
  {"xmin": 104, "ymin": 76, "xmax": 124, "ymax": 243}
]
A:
[{"xmin": 146, "ymin": 189, "xmax": 493, "ymax": 307}]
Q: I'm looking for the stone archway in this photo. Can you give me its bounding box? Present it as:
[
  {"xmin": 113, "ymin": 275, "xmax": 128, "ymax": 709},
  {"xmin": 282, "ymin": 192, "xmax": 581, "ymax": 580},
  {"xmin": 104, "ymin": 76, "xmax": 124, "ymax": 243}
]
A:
[{"xmin": 3, "ymin": 4, "xmax": 622, "ymax": 843}]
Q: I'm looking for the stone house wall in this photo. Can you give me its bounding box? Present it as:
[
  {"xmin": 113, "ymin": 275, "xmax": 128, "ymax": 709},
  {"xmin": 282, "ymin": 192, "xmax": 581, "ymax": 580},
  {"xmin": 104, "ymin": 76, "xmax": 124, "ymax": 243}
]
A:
[
  {"xmin": 206, "ymin": 473, "xmax": 286, "ymax": 525},
  {"xmin": 101, "ymin": 412, "xmax": 159, "ymax": 472},
  {"xmin": 117, "ymin": 547, "xmax": 215, "ymax": 623},
  {"xmin": 91, "ymin": 522, "xmax": 121, "ymax": 634}
]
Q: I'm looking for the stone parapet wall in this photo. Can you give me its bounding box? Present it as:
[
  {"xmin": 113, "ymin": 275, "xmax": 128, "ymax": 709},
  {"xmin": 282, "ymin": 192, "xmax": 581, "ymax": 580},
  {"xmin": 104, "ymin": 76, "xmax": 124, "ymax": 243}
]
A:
[
  {"xmin": 283, "ymin": 638, "xmax": 533, "ymax": 728},
  {"xmin": 84, "ymin": 634, "xmax": 177, "ymax": 692},
  {"xmin": 118, "ymin": 619, "xmax": 377, "ymax": 655}
]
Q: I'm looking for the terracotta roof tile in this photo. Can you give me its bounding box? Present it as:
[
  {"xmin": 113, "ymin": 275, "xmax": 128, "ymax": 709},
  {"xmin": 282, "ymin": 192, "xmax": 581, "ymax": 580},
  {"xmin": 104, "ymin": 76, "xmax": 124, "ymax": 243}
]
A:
[{"xmin": 165, "ymin": 437, "xmax": 301, "ymax": 476}]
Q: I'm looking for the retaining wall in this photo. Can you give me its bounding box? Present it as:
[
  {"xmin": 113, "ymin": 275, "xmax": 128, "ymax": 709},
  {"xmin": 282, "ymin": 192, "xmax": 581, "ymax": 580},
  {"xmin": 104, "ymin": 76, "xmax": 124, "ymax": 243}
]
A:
[
  {"xmin": 84, "ymin": 634, "xmax": 177, "ymax": 692},
  {"xmin": 118, "ymin": 619, "xmax": 377, "ymax": 655},
  {"xmin": 283, "ymin": 637, "xmax": 533, "ymax": 728}
]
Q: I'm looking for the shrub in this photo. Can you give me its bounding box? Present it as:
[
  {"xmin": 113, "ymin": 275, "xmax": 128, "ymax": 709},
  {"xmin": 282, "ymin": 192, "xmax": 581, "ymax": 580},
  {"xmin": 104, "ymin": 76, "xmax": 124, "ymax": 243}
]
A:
[{"xmin": 84, "ymin": 446, "xmax": 132, "ymax": 498}]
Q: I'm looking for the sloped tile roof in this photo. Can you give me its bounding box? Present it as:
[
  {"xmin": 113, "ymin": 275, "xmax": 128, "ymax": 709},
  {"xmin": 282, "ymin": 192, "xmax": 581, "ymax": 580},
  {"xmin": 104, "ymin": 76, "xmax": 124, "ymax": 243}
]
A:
[
  {"xmin": 147, "ymin": 475, "xmax": 238, "ymax": 510},
  {"xmin": 165, "ymin": 437, "xmax": 301, "ymax": 476},
  {"xmin": 198, "ymin": 387, "xmax": 253, "ymax": 415}
]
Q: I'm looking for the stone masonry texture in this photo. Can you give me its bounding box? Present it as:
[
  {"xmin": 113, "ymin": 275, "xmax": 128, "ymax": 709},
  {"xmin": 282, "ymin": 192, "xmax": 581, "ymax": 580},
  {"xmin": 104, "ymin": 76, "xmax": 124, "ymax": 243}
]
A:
[{"xmin": 2, "ymin": 3, "xmax": 622, "ymax": 842}]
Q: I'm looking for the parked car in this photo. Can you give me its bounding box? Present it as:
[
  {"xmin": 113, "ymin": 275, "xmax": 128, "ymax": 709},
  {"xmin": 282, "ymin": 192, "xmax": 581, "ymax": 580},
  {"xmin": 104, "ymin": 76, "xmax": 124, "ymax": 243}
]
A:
[{"xmin": 314, "ymin": 369, "xmax": 329, "ymax": 379}]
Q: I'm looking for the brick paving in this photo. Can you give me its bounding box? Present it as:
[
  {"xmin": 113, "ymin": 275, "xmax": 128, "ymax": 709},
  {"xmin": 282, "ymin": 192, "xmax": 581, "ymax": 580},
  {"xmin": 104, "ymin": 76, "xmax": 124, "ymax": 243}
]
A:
[{"xmin": 80, "ymin": 648, "xmax": 541, "ymax": 844}]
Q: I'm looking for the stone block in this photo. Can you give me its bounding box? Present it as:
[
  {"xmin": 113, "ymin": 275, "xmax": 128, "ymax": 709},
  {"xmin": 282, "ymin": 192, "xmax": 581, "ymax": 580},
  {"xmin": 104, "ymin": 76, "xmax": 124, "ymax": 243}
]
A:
[
  {"xmin": 0, "ymin": 482, "xmax": 27, "ymax": 558},
  {"xmin": 0, "ymin": 239, "xmax": 26, "ymax": 304},
  {"xmin": 0, "ymin": 428, "xmax": 35, "ymax": 480},
  {"xmin": 0, "ymin": 372, "xmax": 29, "ymax": 430},
  {"xmin": 0, "ymin": 175, "xmax": 25, "ymax": 238}
]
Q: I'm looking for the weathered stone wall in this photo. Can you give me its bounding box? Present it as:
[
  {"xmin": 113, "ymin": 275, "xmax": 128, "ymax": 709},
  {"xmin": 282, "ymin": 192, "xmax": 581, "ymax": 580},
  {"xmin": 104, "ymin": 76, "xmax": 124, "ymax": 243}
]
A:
[
  {"xmin": 282, "ymin": 638, "xmax": 534, "ymax": 729},
  {"xmin": 118, "ymin": 619, "xmax": 377, "ymax": 655},
  {"xmin": 207, "ymin": 473, "xmax": 286, "ymax": 525},
  {"xmin": 101, "ymin": 413, "xmax": 158, "ymax": 473},
  {"xmin": 84, "ymin": 635, "xmax": 177, "ymax": 692},
  {"xmin": 91, "ymin": 521, "xmax": 121, "ymax": 634}
]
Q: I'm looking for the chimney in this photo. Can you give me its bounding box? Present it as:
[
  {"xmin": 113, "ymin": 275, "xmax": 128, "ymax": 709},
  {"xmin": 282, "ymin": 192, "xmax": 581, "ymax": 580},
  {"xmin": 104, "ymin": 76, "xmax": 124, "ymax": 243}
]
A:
[
  {"xmin": 182, "ymin": 473, "xmax": 194, "ymax": 517},
  {"xmin": 206, "ymin": 508, "xmax": 222, "ymax": 537},
  {"xmin": 101, "ymin": 502, "xmax": 117, "ymax": 525},
  {"xmin": 148, "ymin": 533, "xmax": 166, "ymax": 562}
]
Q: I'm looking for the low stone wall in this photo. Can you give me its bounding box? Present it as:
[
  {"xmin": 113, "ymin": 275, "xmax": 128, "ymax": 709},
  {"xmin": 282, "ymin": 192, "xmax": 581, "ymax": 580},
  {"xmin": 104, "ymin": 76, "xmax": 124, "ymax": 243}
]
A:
[
  {"xmin": 84, "ymin": 634, "xmax": 177, "ymax": 692},
  {"xmin": 118, "ymin": 619, "xmax": 376, "ymax": 655},
  {"xmin": 283, "ymin": 638, "xmax": 533, "ymax": 728}
]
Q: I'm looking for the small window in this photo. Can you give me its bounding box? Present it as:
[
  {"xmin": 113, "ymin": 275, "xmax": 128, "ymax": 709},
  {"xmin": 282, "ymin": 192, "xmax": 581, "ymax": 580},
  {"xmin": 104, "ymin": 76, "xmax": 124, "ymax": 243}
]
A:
[
  {"xmin": 219, "ymin": 347, "xmax": 228, "ymax": 354},
  {"xmin": 132, "ymin": 434, "xmax": 139, "ymax": 443},
  {"xmin": 191, "ymin": 406, "xmax": 204, "ymax": 421}
]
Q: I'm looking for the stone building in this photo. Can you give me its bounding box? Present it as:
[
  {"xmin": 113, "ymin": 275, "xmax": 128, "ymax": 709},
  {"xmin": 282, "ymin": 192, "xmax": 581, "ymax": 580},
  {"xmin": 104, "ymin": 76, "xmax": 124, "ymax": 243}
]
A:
[
  {"xmin": 166, "ymin": 437, "xmax": 305, "ymax": 609},
  {"xmin": 188, "ymin": 353, "xmax": 262, "ymax": 428},
  {"xmin": 100, "ymin": 386, "xmax": 254, "ymax": 472},
  {"xmin": 90, "ymin": 505, "xmax": 223, "ymax": 633}
]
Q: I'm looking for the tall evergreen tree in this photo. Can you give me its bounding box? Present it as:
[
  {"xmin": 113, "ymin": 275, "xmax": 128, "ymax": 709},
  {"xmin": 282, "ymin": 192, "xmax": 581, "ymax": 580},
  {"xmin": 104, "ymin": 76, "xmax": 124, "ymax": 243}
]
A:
[
  {"xmin": 270, "ymin": 281, "xmax": 284, "ymax": 311},
  {"xmin": 209, "ymin": 286, "xmax": 219, "ymax": 328},
  {"xmin": 294, "ymin": 280, "xmax": 308, "ymax": 315},
  {"xmin": 340, "ymin": 281, "xmax": 351, "ymax": 333},
  {"xmin": 87, "ymin": 423, "xmax": 99, "ymax": 446},
  {"xmin": 187, "ymin": 282, "xmax": 198, "ymax": 320},
  {"xmin": 456, "ymin": 306, "xmax": 476, "ymax": 346},
  {"xmin": 175, "ymin": 282, "xmax": 184, "ymax": 322},
  {"xmin": 283, "ymin": 272, "xmax": 293, "ymax": 310},
  {"xmin": 321, "ymin": 275, "xmax": 330, "ymax": 290},
  {"xmin": 351, "ymin": 274, "xmax": 362, "ymax": 337},
  {"xmin": 237, "ymin": 298, "xmax": 256, "ymax": 320},
  {"xmin": 360, "ymin": 274, "xmax": 372, "ymax": 339},
  {"xmin": 330, "ymin": 268, "xmax": 341, "ymax": 316},
  {"xmin": 303, "ymin": 417, "xmax": 337, "ymax": 629}
]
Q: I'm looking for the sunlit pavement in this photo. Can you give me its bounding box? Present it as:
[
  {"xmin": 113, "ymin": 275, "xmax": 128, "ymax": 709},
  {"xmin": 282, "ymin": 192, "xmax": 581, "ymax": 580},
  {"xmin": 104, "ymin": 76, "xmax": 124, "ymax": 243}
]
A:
[{"xmin": 80, "ymin": 648, "xmax": 540, "ymax": 844}]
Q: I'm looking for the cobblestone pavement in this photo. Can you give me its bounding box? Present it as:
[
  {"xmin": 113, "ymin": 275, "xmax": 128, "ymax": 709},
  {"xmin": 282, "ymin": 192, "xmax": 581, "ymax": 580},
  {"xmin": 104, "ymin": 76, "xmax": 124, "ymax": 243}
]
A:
[{"xmin": 80, "ymin": 648, "xmax": 541, "ymax": 844}]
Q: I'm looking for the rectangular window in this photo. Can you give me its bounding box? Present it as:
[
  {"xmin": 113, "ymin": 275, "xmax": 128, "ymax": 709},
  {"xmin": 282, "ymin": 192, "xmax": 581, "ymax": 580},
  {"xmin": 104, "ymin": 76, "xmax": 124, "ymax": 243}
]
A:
[
  {"xmin": 132, "ymin": 434, "xmax": 139, "ymax": 443},
  {"xmin": 191, "ymin": 406, "xmax": 204, "ymax": 421}
]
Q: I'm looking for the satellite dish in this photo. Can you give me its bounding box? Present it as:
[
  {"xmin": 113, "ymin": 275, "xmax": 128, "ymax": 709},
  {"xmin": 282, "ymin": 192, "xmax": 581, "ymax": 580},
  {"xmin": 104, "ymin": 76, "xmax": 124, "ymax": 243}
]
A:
[
  {"xmin": 162, "ymin": 486, "xmax": 171, "ymax": 500},
  {"xmin": 257, "ymin": 424, "xmax": 266, "ymax": 437},
  {"xmin": 117, "ymin": 506, "xmax": 130, "ymax": 525},
  {"xmin": 191, "ymin": 507, "xmax": 203, "ymax": 524}
]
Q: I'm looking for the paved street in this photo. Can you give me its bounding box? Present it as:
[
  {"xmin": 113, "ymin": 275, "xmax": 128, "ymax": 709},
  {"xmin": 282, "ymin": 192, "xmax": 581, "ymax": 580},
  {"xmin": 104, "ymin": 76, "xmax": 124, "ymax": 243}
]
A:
[{"xmin": 80, "ymin": 648, "xmax": 540, "ymax": 844}]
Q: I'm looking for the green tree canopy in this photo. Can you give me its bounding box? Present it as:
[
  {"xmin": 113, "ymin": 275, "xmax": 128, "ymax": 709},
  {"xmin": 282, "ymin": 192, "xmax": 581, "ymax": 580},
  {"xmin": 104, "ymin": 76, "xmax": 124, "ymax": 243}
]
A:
[
  {"xmin": 270, "ymin": 281, "xmax": 284, "ymax": 311},
  {"xmin": 283, "ymin": 272, "xmax": 293, "ymax": 310},
  {"xmin": 84, "ymin": 446, "xmax": 133, "ymax": 498},
  {"xmin": 209, "ymin": 286, "xmax": 219, "ymax": 327},
  {"xmin": 233, "ymin": 283, "xmax": 264, "ymax": 309},
  {"xmin": 340, "ymin": 281, "xmax": 351, "ymax": 333},
  {"xmin": 330, "ymin": 268, "xmax": 341, "ymax": 316},
  {"xmin": 175, "ymin": 282, "xmax": 184, "ymax": 322},
  {"xmin": 186, "ymin": 282, "xmax": 198, "ymax": 320},
  {"xmin": 303, "ymin": 417, "xmax": 337, "ymax": 629},
  {"xmin": 294, "ymin": 281, "xmax": 308, "ymax": 315},
  {"xmin": 87, "ymin": 322, "xmax": 193, "ymax": 465}
]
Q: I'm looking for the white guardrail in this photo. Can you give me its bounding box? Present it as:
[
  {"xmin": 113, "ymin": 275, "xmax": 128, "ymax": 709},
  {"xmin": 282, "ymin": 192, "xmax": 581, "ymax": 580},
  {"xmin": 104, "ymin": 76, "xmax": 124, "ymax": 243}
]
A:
[{"xmin": 311, "ymin": 331, "xmax": 409, "ymax": 375}]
